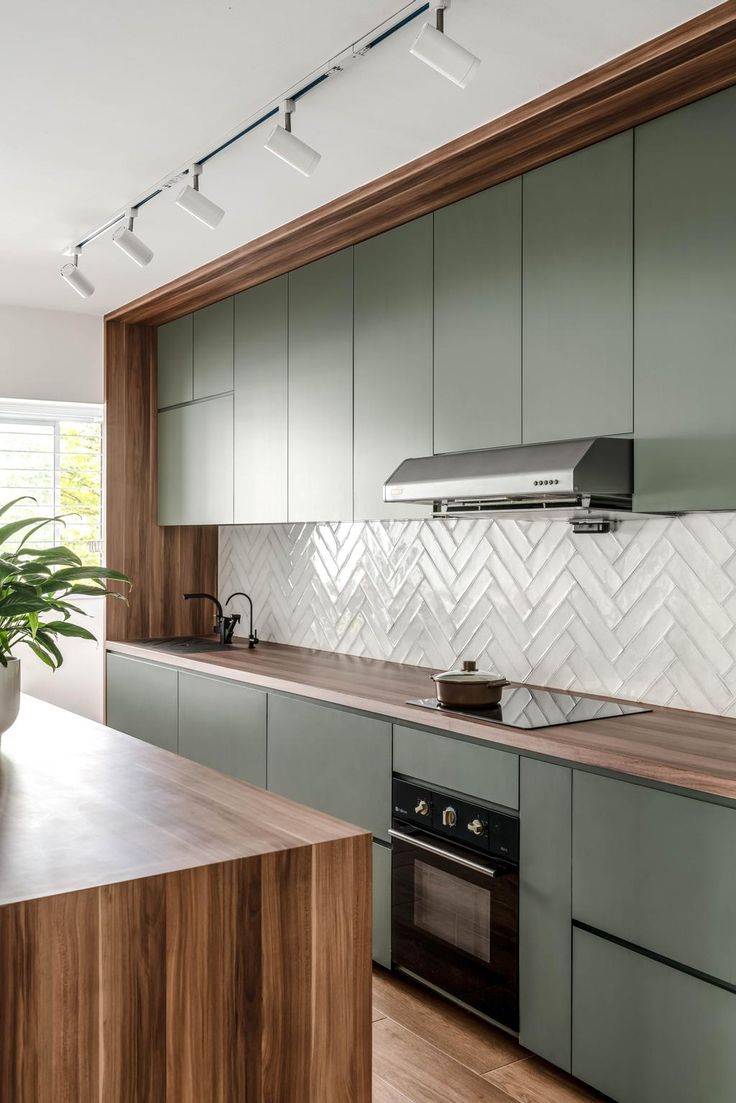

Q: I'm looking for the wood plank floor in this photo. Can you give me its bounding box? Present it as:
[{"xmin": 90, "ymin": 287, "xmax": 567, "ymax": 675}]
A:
[{"xmin": 372, "ymin": 968, "xmax": 607, "ymax": 1103}]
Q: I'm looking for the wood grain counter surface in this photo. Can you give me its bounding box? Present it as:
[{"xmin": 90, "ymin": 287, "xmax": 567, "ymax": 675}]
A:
[
  {"xmin": 0, "ymin": 694, "xmax": 371, "ymax": 1101},
  {"xmin": 109, "ymin": 637, "xmax": 736, "ymax": 802}
]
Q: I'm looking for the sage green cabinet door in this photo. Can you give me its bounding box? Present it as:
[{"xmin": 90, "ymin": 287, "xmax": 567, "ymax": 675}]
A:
[
  {"xmin": 519, "ymin": 759, "xmax": 571, "ymax": 1071},
  {"xmin": 288, "ymin": 250, "xmax": 353, "ymax": 521},
  {"xmin": 372, "ymin": 841, "xmax": 392, "ymax": 968},
  {"xmin": 178, "ymin": 671, "xmax": 266, "ymax": 787},
  {"xmin": 266, "ymin": 695, "xmax": 392, "ymax": 841},
  {"xmin": 573, "ymin": 770, "xmax": 736, "ymax": 985},
  {"xmin": 434, "ymin": 180, "xmax": 522, "ymax": 454},
  {"xmin": 158, "ymin": 394, "xmax": 234, "ymax": 525},
  {"xmin": 234, "ymin": 276, "xmax": 288, "ymax": 523},
  {"xmin": 573, "ymin": 927, "xmax": 736, "ymax": 1103},
  {"xmin": 193, "ymin": 297, "xmax": 234, "ymax": 400},
  {"xmin": 157, "ymin": 315, "xmax": 193, "ymax": 409},
  {"xmin": 522, "ymin": 131, "xmax": 633, "ymax": 443},
  {"xmin": 354, "ymin": 217, "xmax": 433, "ymax": 520},
  {"xmin": 106, "ymin": 653, "xmax": 178, "ymax": 753},
  {"xmin": 634, "ymin": 86, "xmax": 736, "ymax": 511}
]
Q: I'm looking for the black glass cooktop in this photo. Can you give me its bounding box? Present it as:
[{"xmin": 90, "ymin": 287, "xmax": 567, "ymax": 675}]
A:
[{"xmin": 408, "ymin": 687, "xmax": 651, "ymax": 730}]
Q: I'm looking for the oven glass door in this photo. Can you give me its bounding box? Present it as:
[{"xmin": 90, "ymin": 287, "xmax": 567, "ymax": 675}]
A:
[{"xmin": 391, "ymin": 824, "xmax": 518, "ymax": 1030}]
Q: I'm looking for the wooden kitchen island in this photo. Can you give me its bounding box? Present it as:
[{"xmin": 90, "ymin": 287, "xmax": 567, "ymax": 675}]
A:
[{"xmin": 0, "ymin": 695, "xmax": 372, "ymax": 1103}]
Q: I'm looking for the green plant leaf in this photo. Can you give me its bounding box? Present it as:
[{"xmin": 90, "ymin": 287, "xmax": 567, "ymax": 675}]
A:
[
  {"xmin": 35, "ymin": 630, "xmax": 63, "ymax": 668},
  {"xmin": 26, "ymin": 640, "xmax": 57, "ymax": 670},
  {"xmin": 0, "ymin": 496, "xmax": 36, "ymax": 520},
  {"xmin": 0, "ymin": 515, "xmax": 57, "ymax": 547},
  {"xmin": 42, "ymin": 620, "xmax": 97, "ymax": 641},
  {"xmin": 51, "ymin": 566, "xmax": 131, "ymax": 583}
]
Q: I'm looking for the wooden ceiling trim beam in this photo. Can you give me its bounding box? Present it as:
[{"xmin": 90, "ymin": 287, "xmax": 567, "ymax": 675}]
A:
[{"xmin": 107, "ymin": 2, "xmax": 736, "ymax": 326}]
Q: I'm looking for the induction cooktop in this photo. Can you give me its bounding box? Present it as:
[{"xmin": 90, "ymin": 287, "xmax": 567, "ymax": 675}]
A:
[{"xmin": 408, "ymin": 686, "xmax": 651, "ymax": 730}]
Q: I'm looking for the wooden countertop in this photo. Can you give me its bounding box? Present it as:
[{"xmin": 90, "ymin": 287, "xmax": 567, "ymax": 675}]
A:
[
  {"xmin": 0, "ymin": 693, "xmax": 366, "ymax": 906},
  {"xmin": 108, "ymin": 638, "xmax": 736, "ymax": 803}
]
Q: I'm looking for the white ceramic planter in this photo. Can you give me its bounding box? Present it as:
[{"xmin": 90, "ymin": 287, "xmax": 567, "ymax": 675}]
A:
[{"xmin": 0, "ymin": 657, "xmax": 20, "ymax": 744}]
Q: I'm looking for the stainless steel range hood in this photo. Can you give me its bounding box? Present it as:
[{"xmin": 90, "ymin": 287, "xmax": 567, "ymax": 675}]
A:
[{"xmin": 383, "ymin": 438, "xmax": 635, "ymax": 532}]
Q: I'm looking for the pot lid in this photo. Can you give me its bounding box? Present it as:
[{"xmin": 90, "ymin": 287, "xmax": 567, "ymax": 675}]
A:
[{"xmin": 432, "ymin": 660, "xmax": 507, "ymax": 685}]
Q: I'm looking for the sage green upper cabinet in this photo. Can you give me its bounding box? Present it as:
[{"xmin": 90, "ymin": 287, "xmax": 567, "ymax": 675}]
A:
[
  {"xmin": 157, "ymin": 315, "xmax": 193, "ymax": 409},
  {"xmin": 178, "ymin": 670, "xmax": 266, "ymax": 787},
  {"xmin": 522, "ymin": 132, "xmax": 633, "ymax": 443},
  {"xmin": 434, "ymin": 181, "xmax": 522, "ymax": 454},
  {"xmin": 288, "ymin": 250, "xmax": 353, "ymax": 522},
  {"xmin": 193, "ymin": 297, "xmax": 233, "ymax": 400},
  {"xmin": 634, "ymin": 86, "xmax": 736, "ymax": 512},
  {"xmin": 353, "ymin": 217, "xmax": 433, "ymax": 520},
  {"xmin": 158, "ymin": 394, "xmax": 234, "ymax": 525},
  {"xmin": 234, "ymin": 276, "xmax": 288, "ymax": 523}
]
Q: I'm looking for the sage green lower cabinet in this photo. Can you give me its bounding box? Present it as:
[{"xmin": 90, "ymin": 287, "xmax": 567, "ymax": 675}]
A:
[
  {"xmin": 372, "ymin": 841, "xmax": 392, "ymax": 968},
  {"xmin": 266, "ymin": 695, "xmax": 392, "ymax": 841},
  {"xmin": 519, "ymin": 759, "xmax": 571, "ymax": 1071},
  {"xmin": 157, "ymin": 314, "xmax": 193, "ymax": 409},
  {"xmin": 634, "ymin": 85, "xmax": 736, "ymax": 511},
  {"xmin": 193, "ymin": 297, "xmax": 233, "ymax": 400},
  {"xmin": 106, "ymin": 653, "xmax": 178, "ymax": 753},
  {"xmin": 433, "ymin": 180, "xmax": 522, "ymax": 454},
  {"xmin": 234, "ymin": 276, "xmax": 288, "ymax": 523},
  {"xmin": 353, "ymin": 217, "xmax": 433, "ymax": 520},
  {"xmin": 178, "ymin": 671, "xmax": 266, "ymax": 787},
  {"xmin": 522, "ymin": 131, "xmax": 633, "ymax": 443},
  {"xmin": 157, "ymin": 394, "xmax": 234, "ymax": 525},
  {"xmin": 573, "ymin": 771, "xmax": 736, "ymax": 985},
  {"xmin": 573, "ymin": 926, "xmax": 736, "ymax": 1103},
  {"xmin": 288, "ymin": 249, "xmax": 353, "ymax": 522},
  {"xmin": 393, "ymin": 725, "xmax": 519, "ymax": 809}
]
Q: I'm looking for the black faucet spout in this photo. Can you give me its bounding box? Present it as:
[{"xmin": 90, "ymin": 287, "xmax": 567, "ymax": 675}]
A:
[
  {"xmin": 226, "ymin": 592, "xmax": 259, "ymax": 648},
  {"xmin": 182, "ymin": 592, "xmax": 233, "ymax": 645}
]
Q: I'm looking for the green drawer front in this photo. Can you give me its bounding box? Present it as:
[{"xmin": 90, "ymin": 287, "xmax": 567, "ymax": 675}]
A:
[
  {"xmin": 106, "ymin": 653, "xmax": 178, "ymax": 753},
  {"xmin": 573, "ymin": 771, "xmax": 736, "ymax": 985},
  {"xmin": 372, "ymin": 841, "xmax": 391, "ymax": 968},
  {"xmin": 573, "ymin": 927, "xmax": 736, "ymax": 1103},
  {"xmin": 393, "ymin": 725, "xmax": 518, "ymax": 809},
  {"xmin": 178, "ymin": 671, "xmax": 266, "ymax": 788}
]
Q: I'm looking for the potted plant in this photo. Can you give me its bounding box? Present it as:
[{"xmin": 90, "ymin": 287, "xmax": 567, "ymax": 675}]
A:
[{"xmin": 0, "ymin": 497, "xmax": 131, "ymax": 741}]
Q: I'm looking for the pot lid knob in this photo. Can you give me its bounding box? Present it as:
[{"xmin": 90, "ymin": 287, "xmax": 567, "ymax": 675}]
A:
[{"xmin": 462, "ymin": 660, "xmax": 477, "ymax": 672}]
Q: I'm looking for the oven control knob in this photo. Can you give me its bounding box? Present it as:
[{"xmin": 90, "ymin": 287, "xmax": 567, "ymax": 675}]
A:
[
  {"xmin": 468, "ymin": 818, "xmax": 485, "ymax": 836},
  {"xmin": 415, "ymin": 799, "xmax": 430, "ymax": 816},
  {"xmin": 442, "ymin": 806, "xmax": 457, "ymax": 828}
]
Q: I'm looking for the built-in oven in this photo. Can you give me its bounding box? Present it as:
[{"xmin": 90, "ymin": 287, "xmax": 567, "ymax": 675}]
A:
[{"xmin": 390, "ymin": 776, "xmax": 519, "ymax": 1031}]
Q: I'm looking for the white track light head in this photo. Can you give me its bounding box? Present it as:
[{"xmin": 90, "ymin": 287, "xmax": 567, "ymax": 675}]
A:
[
  {"xmin": 60, "ymin": 251, "xmax": 94, "ymax": 298},
  {"xmin": 176, "ymin": 165, "xmax": 225, "ymax": 228},
  {"xmin": 112, "ymin": 209, "xmax": 154, "ymax": 267},
  {"xmin": 410, "ymin": 2, "xmax": 480, "ymax": 88},
  {"xmin": 265, "ymin": 100, "xmax": 321, "ymax": 177}
]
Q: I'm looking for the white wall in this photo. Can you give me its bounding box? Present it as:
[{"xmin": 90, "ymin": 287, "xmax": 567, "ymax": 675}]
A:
[
  {"xmin": 0, "ymin": 303, "xmax": 105, "ymax": 719},
  {"xmin": 0, "ymin": 304, "xmax": 102, "ymax": 403}
]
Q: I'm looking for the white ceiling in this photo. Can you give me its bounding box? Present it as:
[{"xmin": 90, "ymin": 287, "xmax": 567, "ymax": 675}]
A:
[{"xmin": 0, "ymin": 0, "xmax": 716, "ymax": 316}]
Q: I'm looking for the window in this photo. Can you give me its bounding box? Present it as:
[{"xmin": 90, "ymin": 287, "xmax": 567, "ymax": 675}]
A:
[{"xmin": 0, "ymin": 400, "xmax": 103, "ymax": 566}]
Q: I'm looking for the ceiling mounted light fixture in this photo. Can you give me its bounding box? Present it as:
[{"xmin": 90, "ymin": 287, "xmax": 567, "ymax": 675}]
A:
[
  {"xmin": 264, "ymin": 99, "xmax": 321, "ymax": 177},
  {"xmin": 112, "ymin": 208, "xmax": 154, "ymax": 267},
  {"xmin": 60, "ymin": 249, "xmax": 95, "ymax": 299},
  {"xmin": 175, "ymin": 164, "xmax": 225, "ymax": 228},
  {"xmin": 410, "ymin": 0, "xmax": 480, "ymax": 88}
]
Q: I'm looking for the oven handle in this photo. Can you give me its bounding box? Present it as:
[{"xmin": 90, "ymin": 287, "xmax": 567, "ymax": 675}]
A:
[{"xmin": 388, "ymin": 828, "xmax": 508, "ymax": 879}]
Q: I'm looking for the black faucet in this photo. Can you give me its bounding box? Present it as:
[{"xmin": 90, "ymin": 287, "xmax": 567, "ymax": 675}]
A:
[
  {"xmin": 226, "ymin": 592, "xmax": 259, "ymax": 648},
  {"xmin": 183, "ymin": 592, "xmax": 239, "ymax": 645}
]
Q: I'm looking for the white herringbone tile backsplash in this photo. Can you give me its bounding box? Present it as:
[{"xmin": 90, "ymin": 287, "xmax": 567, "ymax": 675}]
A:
[{"xmin": 219, "ymin": 514, "xmax": 736, "ymax": 717}]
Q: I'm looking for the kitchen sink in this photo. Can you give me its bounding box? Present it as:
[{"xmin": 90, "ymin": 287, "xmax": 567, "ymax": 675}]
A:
[{"xmin": 139, "ymin": 636, "xmax": 233, "ymax": 653}]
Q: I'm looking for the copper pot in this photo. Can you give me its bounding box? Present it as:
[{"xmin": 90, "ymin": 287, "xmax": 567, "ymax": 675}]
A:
[{"xmin": 431, "ymin": 660, "xmax": 508, "ymax": 709}]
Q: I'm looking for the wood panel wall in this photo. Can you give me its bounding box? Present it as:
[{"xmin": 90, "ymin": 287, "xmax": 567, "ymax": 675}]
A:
[
  {"xmin": 105, "ymin": 2, "xmax": 736, "ymax": 641},
  {"xmin": 105, "ymin": 320, "xmax": 217, "ymax": 640}
]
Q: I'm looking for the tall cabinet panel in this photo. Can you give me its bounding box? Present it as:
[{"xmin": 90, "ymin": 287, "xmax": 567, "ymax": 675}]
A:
[
  {"xmin": 157, "ymin": 315, "xmax": 193, "ymax": 409},
  {"xmin": 353, "ymin": 216, "xmax": 433, "ymax": 520},
  {"xmin": 288, "ymin": 249, "xmax": 353, "ymax": 521},
  {"xmin": 193, "ymin": 297, "xmax": 234, "ymax": 400},
  {"xmin": 634, "ymin": 86, "xmax": 736, "ymax": 512},
  {"xmin": 158, "ymin": 394, "xmax": 234, "ymax": 525},
  {"xmin": 233, "ymin": 276, "xmax": 288, "ymax": 523},
  {"xmin": 434, "ymin": 180, "xmax": 522, "ymax": 454},
  {"xmin": 522, "ymin": 131, "xmax": 633, "ymax": 443}
]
